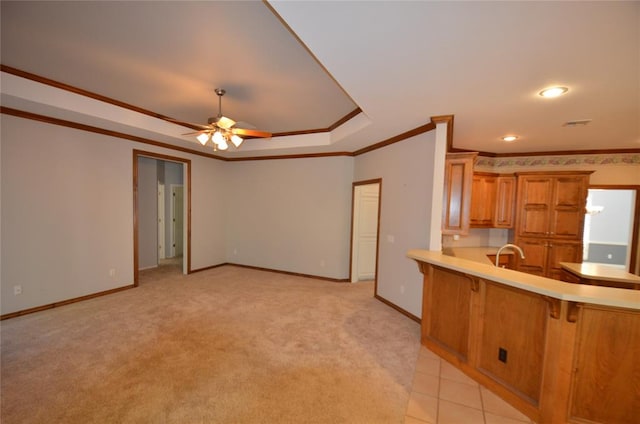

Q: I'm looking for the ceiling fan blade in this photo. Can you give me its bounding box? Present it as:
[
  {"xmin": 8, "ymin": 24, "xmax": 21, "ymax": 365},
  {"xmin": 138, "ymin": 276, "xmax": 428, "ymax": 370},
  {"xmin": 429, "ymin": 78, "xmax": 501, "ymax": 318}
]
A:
[
  {"xmin": 182, "ymin": 130, "xmax": 211, "ymax": 136},
  {"xmin": 232, "ymin": 128, "xmax": 272, "ymax": 138},
  {"xmin": 164, "ymin": 117, "xmax": 211, "ymax": 131}
]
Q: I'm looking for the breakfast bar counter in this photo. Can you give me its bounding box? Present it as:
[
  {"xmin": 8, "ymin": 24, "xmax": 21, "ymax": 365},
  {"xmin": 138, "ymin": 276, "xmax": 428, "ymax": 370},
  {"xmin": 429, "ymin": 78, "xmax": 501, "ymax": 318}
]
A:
[
  {"xmin": 407, "ymin": 249, "xmax": 639, "ymax": 424},
  {"xmin": 560, "ymin": 261, "xmax": 640, "ymax": 290}
]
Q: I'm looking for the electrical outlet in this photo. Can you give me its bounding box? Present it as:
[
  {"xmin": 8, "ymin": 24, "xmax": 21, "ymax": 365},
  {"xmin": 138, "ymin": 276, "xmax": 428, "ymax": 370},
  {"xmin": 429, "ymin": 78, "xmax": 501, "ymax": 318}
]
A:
[
  {"xmin": 320, "ymin": 260, "xmax": 326, "ymax": 267},
  {"xmin": 498, "ymin": 347, "xmax": 508, "ymax": 363},
  {"xmin": 400, "ymin": 285, "xmax": 405, "ymax": 294},
  {"xmin": 607, "ymin": 254, "xmax": 613, "ymax": 259},
  {"xmin": 387, "ymin": 235, "xmax": 395, "ymax": 243},
  {"xmin": 13, "ymin": 285, "xmax": 22, "ymax": 296},
  {"xmin": 109, "ymin": 268, "xmax": 116, "ymax": 277}
]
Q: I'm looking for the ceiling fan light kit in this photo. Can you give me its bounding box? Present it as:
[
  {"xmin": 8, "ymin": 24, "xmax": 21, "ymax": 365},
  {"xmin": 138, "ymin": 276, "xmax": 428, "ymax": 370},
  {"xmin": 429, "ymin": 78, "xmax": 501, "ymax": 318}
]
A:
[
  {"xmin": 197, "ymin": 133, "xmax": 209, "ymax": 145},
  {"xmin": 184, "ymin": 88, "xmax": 271, "ymax": 151}
]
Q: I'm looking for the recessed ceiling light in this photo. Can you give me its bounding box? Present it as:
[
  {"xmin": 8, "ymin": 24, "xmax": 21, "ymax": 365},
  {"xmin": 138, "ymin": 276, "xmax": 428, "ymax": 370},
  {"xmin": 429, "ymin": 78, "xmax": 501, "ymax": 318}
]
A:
[
  {"xmin": 539, "ymin": 86, "xmax": 569, "ymax": 98},
  {"xmin": 502, "ymin": 135, "xmax": 518, "ymax": 142}
]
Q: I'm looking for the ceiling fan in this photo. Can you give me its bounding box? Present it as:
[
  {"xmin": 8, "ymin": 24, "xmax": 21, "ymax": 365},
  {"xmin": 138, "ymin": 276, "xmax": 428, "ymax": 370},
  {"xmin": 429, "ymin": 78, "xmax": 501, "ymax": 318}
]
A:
[{"xmin": 183, "ymin": 88, "xmax": 272, "ymax": 151}]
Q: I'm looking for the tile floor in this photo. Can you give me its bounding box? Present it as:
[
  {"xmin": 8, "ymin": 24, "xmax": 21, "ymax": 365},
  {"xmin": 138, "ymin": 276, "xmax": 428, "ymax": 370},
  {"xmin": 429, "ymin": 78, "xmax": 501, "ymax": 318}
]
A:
[{"xmin": 405, "ymin": 346, "xmax": 534, "ymax": 424}]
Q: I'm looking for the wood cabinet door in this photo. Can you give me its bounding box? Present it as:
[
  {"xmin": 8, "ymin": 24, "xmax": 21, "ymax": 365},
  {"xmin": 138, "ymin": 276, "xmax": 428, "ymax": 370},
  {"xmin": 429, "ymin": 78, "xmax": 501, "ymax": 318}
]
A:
[
  {"xmin": 425, "ymin": 266, "xmax": 473, "ymax": 360},
  {"xmin": 517, "ymin": 176, "xmax": 553, "ymax": 237},
  {"xmin": 570, "ymin": 306, "xmax": 640, "ymax": 424},
  {"xmin": 442, "ymin": 153, "xmax": 476, "ymax": 235},
  {"xmin": 517, "ymin": 238, "xmax": 582, "ymax": 278},
  {"xmin": 478, "ymin": 281, "xmax": 548, "ymax": 404},
  {"xmin": 494, "ymin": 176, "xmax": 515, "ymax": 228},
  {"xmin": 516, "ymin": 238, "xmax": 548, "ymax": 276},
  {"xmin": 549, "ymin": 176, "xmax": 588, "ymax": 239},
  {"xmin": 470, "ymin": 173, "xmax": 497, "ymax": 227},
  {"xmin": 546, "ymin": 241, "xmax": 582, "ymax": 280}
]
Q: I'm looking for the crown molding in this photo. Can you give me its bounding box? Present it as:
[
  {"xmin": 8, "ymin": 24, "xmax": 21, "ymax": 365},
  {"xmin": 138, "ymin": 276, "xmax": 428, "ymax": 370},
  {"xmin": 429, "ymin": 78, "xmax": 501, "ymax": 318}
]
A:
[
  {"xmin": 3, "ymin": 65, "xmax": 636, "ymax": 159},
  {"xmin": 0, "ymin": 106, "xmax": 225, "ymax": 160},
  {"xmin": 0, "ymin": 64, "xmax": 361, "ymax": 136},
  {"xmin": 1, "ymin": 106, "xmax": 439, "ymax": 161}
]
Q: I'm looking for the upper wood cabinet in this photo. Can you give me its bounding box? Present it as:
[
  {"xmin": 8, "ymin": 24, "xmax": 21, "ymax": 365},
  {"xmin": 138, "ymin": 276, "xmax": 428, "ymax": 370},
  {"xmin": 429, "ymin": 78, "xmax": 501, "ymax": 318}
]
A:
[
  {"xmin": 470, "ymin": 173, "xmax": 515, "ymax": 228},
  {"xmin": 494, "ymin": 175, "xmax": 516, "ymax": 228},
  {"xmin": 515, "ymin": 172, "xmax": 592, "ymax": 240},
  {"xmin": 470, "ymin": 173, "xmax": 497, "ymax": 227},
  {"xmin": 442, "ymin": 152, "xmax": 477, "ymax": 235}
]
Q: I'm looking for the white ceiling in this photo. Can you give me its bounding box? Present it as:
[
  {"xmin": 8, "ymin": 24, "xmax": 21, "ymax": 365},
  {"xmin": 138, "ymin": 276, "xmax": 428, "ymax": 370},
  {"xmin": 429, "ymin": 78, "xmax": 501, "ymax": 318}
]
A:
[{"xmin": 1, "ymin": 1, "xmax": 639, "ymax": 158}]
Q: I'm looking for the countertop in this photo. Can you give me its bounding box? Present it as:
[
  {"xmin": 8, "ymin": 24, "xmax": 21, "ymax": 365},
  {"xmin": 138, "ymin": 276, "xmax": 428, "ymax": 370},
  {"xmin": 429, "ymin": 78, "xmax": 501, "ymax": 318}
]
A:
[
  {"xmin": 442, "ymin": 246, "xmax": 514, "ymax": 265},
  {"xmin": 408, "ymin": 249, "xmax": 640, "ymax": 311},
  {"xmin": 560, "ymin": 262, "xmax": 640, "ymax": 285}
]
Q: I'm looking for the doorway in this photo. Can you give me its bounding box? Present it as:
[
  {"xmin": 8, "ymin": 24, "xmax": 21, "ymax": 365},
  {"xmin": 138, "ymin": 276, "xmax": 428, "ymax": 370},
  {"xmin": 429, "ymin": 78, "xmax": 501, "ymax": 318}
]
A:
[
  {"xmin": 158, "ymin": 182, "xmax": 165, "ymax": 259},
  {"xmin": 583, "ymin": 185, "xmax": 639, "ymax": 274},
  {"xmin": 133, "ymin": 150, "xmax": 191, "ymax": 286},
  {"xmin": 170, "ymin": 184, "xmax": 184, "ymax": 258},
  {"xmin": 350, "ymin": 179, "xmax": 382, "ymax": 285}
]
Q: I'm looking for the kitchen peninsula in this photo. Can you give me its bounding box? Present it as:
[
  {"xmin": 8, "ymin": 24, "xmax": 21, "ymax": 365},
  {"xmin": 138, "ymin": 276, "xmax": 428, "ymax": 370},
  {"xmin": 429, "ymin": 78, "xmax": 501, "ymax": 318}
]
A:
[
  {"xmin": 561, "ymin": 261, "xmax": 640, "ymax": 290},
  {"xmin": 407, "ymin": 249, "xmax": 639, "ymax": 424}
]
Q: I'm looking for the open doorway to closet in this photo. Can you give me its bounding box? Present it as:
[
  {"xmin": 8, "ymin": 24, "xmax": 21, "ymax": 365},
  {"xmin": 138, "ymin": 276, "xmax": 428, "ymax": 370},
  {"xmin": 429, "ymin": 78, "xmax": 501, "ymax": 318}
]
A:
[
  {"xmin": 350, "ymin": 179, "xmax": 382, "ymax": 288},
  {"xmin": 133, "ymin": 150, "xmax": 191, "ymax": 286},
  {"xmin": 583, "ymin": 185, "xmax": 640, "ymax": 274}
]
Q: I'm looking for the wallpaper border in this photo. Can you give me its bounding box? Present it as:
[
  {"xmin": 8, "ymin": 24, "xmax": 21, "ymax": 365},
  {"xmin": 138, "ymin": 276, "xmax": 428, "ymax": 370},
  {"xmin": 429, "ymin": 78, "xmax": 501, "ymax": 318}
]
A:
[{"xmin": 476, "ymin": 153, "xmax": 640, "ymax": 168}]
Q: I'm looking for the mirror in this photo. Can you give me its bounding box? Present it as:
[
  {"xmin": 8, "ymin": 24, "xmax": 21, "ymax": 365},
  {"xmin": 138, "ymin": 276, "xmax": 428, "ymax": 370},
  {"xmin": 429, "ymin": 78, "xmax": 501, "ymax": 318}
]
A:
[{"xmin": 583, "ymin": 186, "xmax": 639, "ymax": 274}]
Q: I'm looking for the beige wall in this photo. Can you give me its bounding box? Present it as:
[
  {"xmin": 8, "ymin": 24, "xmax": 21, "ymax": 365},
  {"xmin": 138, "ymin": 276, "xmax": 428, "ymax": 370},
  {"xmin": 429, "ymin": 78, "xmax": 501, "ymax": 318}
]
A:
[
  {"xmin": 354, "ymin": 130, "xmax": 438, "ymax": 318},
  {"xmin": 1, "ymin": 112, "xmax": 441, "ymax": 318},
  {"xmin": 223, "ymin": 157, "xmax": 354, "ymax": 279},
  {"xmin": 0, "ymin": 114, "xmax": 227, "ymax": 315}
]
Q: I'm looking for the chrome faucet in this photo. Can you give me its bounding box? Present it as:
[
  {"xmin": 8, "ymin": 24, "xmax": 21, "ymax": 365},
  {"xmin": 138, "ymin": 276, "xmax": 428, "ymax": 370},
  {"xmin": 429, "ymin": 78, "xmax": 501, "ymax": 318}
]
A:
[{"xmin": 495, "ymin": 244, "xmax": 525, "ymax": 267}]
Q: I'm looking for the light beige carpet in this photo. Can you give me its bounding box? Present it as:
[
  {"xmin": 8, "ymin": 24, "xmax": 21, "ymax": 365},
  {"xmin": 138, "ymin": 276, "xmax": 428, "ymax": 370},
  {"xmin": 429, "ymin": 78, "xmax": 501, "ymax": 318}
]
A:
[{"xmin": 1, "ymin": 265, "xmax": 420, "ymax": 423}]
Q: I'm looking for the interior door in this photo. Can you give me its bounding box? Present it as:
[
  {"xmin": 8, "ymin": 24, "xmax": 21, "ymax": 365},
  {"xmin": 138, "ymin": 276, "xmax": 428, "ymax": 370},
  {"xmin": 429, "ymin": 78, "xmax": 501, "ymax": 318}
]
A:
[
  {"xmin": 158, "ymin": 183, "xmax": 165, "ymax": 260},
  {"xmin": 172, "ymin": 185, "xmax": 184, "ymax": 257},
  {"xmin": 351, "ymin": 182, "xmax": 380, "ymax": 282}
]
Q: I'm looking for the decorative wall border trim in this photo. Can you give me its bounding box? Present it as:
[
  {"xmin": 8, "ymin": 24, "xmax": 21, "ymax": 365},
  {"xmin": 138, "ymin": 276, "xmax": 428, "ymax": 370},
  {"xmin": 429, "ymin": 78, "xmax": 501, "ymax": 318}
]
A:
[{"xmin": 476, "ymin": 153, "xmax": 640, "ymax": 168}]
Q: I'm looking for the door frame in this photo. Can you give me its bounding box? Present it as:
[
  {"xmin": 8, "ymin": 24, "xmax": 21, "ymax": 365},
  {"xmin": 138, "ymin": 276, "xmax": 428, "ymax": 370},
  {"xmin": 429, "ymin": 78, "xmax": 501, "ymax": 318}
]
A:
[
  {"xmin": 349, "ymin": 178, "xmax": 382, "ymax": 292},
  {"xmin": 133, "ymin": 149, "xmax": 191, "ymax": 286},
  {"xmin": 158, "ymin": 182, "xmax": 165, "ymax": 260},
  {"xmin": 169, "ymin": 184, "xmax": 184, "ymax": 258},
  {"xmin": 588, "ymin": 184, "xmax": 640, "ymax": 274}
]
